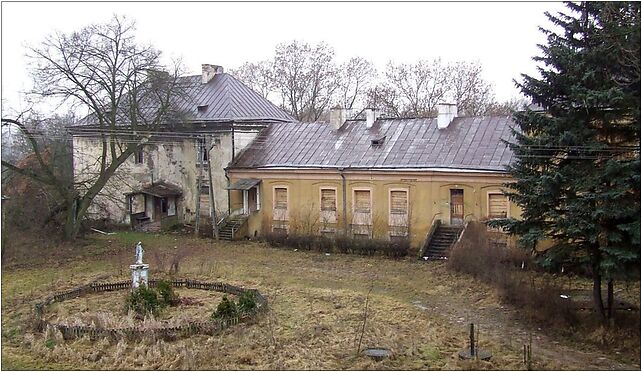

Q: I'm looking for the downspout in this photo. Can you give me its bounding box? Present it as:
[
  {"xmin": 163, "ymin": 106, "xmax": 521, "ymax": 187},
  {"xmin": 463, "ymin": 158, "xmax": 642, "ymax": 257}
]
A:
[
  {"xmin": 339, "ymin": 167, "xmax": 348, "ymax": 235},
  {"xmin": 225, "ymin": 168, "xmax": 231, "ymax": 215},
  {"xmin": 231, "ymin": 123, "xmax": 236, "ymax": 161}
]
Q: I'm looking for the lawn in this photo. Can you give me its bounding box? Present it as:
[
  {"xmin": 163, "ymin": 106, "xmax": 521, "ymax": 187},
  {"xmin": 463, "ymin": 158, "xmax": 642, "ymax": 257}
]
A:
[{"xmin": 1, "ymin": 231, "xmax": 640, "ymax": 370}]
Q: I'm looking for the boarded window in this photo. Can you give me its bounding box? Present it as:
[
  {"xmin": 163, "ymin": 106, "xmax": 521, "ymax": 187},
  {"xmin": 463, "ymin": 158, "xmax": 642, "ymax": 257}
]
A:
[
  {"xmin": 390, "ymin": 190, "xmax": 408, "ymax": 214},
  {"xmin": 489, "ymin": 193, "xmax": 508, "ymax": 219},
  {"xmin": 354, "ymin": 190, "xmax": 371, "ymax": 213},
  {"xmin": 321, "ymin": 189, "xmax": 336, "ymax": 211},
  {"xmin": 274, "ymin": 187, "xmax": 288, "ymax": 210}
]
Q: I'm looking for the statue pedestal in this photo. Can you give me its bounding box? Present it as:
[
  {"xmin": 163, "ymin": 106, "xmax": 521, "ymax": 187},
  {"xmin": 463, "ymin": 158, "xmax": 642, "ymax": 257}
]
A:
[{"xmin": 130, "ymin": 264, "xmax": 149, "ymax": 289}]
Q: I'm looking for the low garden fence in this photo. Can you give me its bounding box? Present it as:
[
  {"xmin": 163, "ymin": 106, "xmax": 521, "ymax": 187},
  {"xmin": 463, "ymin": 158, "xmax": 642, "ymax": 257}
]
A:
[{"xmin": 34, "ymin": 279, "xmax": 268, "ymax": 341}]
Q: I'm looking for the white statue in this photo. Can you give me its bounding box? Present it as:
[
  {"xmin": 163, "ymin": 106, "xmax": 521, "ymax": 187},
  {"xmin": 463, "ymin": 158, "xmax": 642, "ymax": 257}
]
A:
[{"xmin": 135, "ymin": 241, "xmax": 144, "ymax": 264}]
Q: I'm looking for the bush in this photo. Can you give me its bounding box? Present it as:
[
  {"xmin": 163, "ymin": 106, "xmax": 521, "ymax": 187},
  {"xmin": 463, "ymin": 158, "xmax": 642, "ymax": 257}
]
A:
[
  {"xmin": 125, "ymin": 286, "xmax": 163, "ymax": 317},
  {"xmin": 264, "ymin": 231, "xmax": 410, "ymax": 259},
  {"xmin": 448, "ymin": 222, "xmax": 577, "ymax": 327},
  {"xmin": 237, "ymin": 291, "xmax": 257, "ymax": 314},
  {"xmin": 156, "ymin": 280, "xmax": 179, "ymax": 306},
  {"xmin": 211, "ymin": 296, "xmax": 238, "ymax": 320}
]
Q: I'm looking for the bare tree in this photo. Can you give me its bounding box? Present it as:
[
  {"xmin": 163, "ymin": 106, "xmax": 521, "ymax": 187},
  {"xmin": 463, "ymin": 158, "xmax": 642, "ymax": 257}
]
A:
[
  {"xmin": 384, "ymin": 59, "xmax": 451, "ymax": 117},
  {"xmin": 484, "ymin": 96, "xmax": 530, "ymax": 116},
  {"xmin": 337, "ymin": 57, "xmax": 377, "ymax": 110},
  {"xmin": 272, "ymin": 40, "xmax": 338, "ymax": 122},
  {"xmin": 1, "ymin": 15, "xmax": 187, "ymax": 240},
  {"xmin": 229, "ymin": 60, "xmax": 274, "ymax": 99},
  {"xmin": 448, "ymin": 61, "xmax": 494, "ymax": 116},
  {"xmin": 365, "ymin": 84, "xmax": 403, "ymax": 118}
]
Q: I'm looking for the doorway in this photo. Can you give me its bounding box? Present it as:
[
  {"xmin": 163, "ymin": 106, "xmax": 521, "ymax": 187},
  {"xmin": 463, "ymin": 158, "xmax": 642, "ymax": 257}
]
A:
[
  {"xmin": 248, "ymin": 186, "xmax": 258, "ymax": 213},
  {"xmin": 450, "ymin": 189, "xmax": 464, "ymax": 225}
]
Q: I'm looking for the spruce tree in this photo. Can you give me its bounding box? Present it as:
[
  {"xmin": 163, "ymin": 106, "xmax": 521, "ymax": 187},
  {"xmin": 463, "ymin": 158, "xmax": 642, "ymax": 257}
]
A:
[{"xmin": 503, "ymin": 2, "xmax": 640, "ymax": 322}]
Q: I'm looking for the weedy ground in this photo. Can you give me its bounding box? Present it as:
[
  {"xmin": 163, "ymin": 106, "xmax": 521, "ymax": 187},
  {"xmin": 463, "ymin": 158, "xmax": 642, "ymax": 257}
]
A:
[{"xmin": 1, "ymin": 231, "xmax": 639, "ymax": 370}]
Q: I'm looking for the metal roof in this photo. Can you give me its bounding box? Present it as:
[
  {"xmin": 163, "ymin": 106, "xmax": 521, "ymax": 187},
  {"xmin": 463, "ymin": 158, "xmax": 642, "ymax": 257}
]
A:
[
  {"xmin": 229, "ymin": 116, "xmax": 515, "ymax": 172},
  {"xmin": 173, "ymin": 74, "xmax": 294, "ymax": 122},
  {"xmin": 226, "ymin": 178, "xmax": 261, "ymax": 190},
  {"xmin": 73, "ymin": 73, "xmax": 294, "ymax": 128}
]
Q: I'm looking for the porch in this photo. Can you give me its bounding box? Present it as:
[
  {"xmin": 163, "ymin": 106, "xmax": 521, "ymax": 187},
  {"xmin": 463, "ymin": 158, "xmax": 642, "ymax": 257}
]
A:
[{"xmin": 126, "ymin": 182, "xmax": 182, "ymax": 232}]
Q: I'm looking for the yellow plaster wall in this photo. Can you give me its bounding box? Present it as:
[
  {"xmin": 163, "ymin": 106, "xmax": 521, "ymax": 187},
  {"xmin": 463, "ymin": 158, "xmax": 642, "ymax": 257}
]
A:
[{"xmin": 229, "ymin": 169, "xmax": 520, "ymax": 249}]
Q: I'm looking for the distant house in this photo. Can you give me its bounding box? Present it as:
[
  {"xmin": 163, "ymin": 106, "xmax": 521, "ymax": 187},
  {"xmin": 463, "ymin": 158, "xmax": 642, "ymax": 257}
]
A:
[
  {"xmin": 226, "ymin": 105, "xmax": 519, "ymax": 257},
  {"xmin": 70, "ymin": 64, "xmax": 294, "ymax": 231}
]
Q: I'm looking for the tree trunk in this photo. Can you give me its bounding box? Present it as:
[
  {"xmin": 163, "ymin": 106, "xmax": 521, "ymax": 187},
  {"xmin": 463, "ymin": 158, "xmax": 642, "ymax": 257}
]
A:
[
  {"xmin": 593, "ymin": 273, "xmax": 606, "ymax": 322},
  {"xmin": 607, "ymin": 278, "xmax": 614, "ymax": 323}
]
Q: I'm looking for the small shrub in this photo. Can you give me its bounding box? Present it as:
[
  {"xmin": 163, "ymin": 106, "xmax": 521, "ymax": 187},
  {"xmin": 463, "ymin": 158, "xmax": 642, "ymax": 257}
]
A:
[
  {"xmin": 237, "ymin": 291, "xmax": 257, "ymax": 314},
  {"xmin": 386, "ymin": 237, "xmax": 410, "ymax": 258},
  {"xmin": 125, "ymin": 286, "xmax": 163, "ymax": 317},
  {"xmin": 335, "ymin": 235, "xmax": 351, "ymax": 254},
  {"xmin": 44, "ymin": 338, "xmax": 56, "ymax": 350},
  {"xmin": 156, "ymin": 280, "xmax": 179, "ymax": 306},
  {"xmin": 211, "ymin": 296, "xmax": 238, "ymax": 320},
  {"xmin": 265, "ymin": 231, "xmax": 288, "ymax": 247}
]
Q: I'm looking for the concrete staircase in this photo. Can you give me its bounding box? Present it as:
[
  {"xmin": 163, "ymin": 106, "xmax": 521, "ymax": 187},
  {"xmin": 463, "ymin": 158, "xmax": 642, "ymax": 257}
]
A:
[
  {"xmin": 422, "ymin": 225, "xmax": 464, "ymax": 260},
  {"xmin": 217, "ymin": 214, "xmax": 248, "ymax": 241}
]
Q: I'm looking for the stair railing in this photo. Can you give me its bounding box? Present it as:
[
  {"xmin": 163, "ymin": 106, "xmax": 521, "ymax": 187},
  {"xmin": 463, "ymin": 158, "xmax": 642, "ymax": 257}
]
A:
[
  {"xmin": 216, "ymin": 211, "xmax": 230, "ymax": 227},
  {"xmin": 419, "ymin": 214, "xmax": 442, "ymax": 259},
  {"xmin": 230, "ymin": 215, "xmax": 249, "ymax": 240}
]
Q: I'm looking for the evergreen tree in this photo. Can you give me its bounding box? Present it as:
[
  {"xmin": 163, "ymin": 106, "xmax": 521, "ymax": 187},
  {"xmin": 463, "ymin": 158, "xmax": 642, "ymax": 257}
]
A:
[{"xmin": 502, "ymin": 2, "xmax": 640, "ymax": 322}]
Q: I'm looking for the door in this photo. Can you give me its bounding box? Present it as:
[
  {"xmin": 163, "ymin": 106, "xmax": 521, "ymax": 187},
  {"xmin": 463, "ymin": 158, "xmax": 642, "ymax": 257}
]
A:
[
  {"xmin": 450, "ymin": 189, "xmax": 464, "ymax": 225},
  {"xmin": 248, "ymin": 187, "xmax": 258, "ymax": 213}
]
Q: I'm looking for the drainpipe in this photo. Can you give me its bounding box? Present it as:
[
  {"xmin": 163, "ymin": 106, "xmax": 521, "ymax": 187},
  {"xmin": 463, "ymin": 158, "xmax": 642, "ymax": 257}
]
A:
[
  {"xmin": 339, "ymin": 167, "xmax": 348, "ymax": 235},
  {"xmin": 224, "ymin": 168, "xmax": 231, "ymax": 215}
]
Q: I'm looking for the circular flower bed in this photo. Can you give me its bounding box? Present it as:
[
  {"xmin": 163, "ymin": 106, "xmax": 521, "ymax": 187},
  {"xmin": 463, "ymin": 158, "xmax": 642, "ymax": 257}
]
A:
[{"xmin": 34, "ymin": 279, "xmax": 267, "ymax": 341}]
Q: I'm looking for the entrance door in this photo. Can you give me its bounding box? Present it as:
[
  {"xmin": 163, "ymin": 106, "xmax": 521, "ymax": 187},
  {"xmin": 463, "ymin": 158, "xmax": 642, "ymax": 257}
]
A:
[
  {"xmin": 248, "ymin": 187, "xmax": 258, "ymax": 213},
  {"xmin": 450, "ymin": 189, "xmax": 464, "ymax": 225}
]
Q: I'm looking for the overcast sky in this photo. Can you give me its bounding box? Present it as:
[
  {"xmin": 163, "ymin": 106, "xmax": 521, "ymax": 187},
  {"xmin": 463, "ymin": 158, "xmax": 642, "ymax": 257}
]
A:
[{"xmin": 1, "ymin": 1, "xmax": 567, "ymax": 115}]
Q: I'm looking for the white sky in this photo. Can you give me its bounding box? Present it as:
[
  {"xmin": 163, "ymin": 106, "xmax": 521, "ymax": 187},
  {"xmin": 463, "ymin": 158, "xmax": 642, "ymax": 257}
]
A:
[{"xmin": 1, "ymin": 1, "xmax": 567, "ymax": 114}]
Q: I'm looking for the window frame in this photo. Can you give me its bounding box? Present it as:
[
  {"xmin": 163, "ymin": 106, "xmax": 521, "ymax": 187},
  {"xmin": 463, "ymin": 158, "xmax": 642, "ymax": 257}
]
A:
[
  {"xmin": 134, "ymin": 148, "xmax": 144, "ymax": 164},
  {"xmin": 273, "ymin": 186, "xmax": 289, "ymax": 210},
  {"xmin": 389, "ymin": 188, "xmax": 409, "ymax": 216},
  {"xmin": 197, "ymin": 138, "xmax": 209, "ymax": 163},
  {"xmin": 319, "ymin": 187, "xmax": 338, "ymax": 212},
  {"xmin": 352, "ymin": 188, "xmax": 372, "ymax": 214},
  {"xmin": 487, "ymin": 191, "xmax": 510, "ymax": 219}
]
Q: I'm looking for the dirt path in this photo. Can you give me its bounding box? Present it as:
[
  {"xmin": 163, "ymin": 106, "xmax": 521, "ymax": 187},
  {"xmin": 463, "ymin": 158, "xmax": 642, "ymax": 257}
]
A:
[{"xmin": 411, "ymin": 276, "xmax": 640, "ymax": 370}]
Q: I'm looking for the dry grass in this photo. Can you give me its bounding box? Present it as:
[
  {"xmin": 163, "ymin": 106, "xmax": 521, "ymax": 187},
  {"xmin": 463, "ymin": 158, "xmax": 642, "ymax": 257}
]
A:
[{"xmin": 1, "ymin": 231, "xmax": 640, "ymax": 370}]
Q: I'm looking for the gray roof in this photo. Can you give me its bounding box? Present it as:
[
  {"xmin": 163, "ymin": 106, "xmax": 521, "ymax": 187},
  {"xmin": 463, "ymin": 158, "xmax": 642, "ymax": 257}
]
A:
[
  {"xmin": 229, "ymin": 116, "xmax": 515, "ymax": 172},
  {"xmin": 73, "ymin": 72, "xmax": 293, "ymax": 128},
  {"xmin": 174, "ymin": 74, "xmax": 294, "ymax": 122}
]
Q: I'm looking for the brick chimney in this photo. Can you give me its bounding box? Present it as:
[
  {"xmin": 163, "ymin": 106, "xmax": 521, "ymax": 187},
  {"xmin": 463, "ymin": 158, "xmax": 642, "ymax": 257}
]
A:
[
  {"xmin": 202, "ymin": 64, "xmax": 224, "ymax": 84},
  {"xmin": 437, "ymin": 103, "xmax": 458, "ymax": 129}
]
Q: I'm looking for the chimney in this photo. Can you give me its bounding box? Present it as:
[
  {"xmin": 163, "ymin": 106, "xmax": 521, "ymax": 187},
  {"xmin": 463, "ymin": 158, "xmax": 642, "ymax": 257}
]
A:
[
  {"xmin": 437, "ymin": 103, "xmax": 458, "ymax": 129},
  {"xmin": 364, "ymin": 108, "xmax": 376, "ymax": 128},
  {"xmin": 330, "ymin": 107, "xmax": 348, "ymax": 130},
  {"xmin": 202, "ymin": 64, "xmax": 224, "ymax": 84}
]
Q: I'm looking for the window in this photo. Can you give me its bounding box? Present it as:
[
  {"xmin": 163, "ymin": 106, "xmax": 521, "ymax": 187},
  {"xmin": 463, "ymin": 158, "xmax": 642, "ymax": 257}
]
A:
[
  {"xmin": 488, "ymin": 193, "xmax": 508, "ymax": 219},
  {"xmin": 354, "ymin": 190, "xmax": 371, "ymax": 213},
  {"xmin": 197, "ymin": 104, "xmax": 208, "ymax": 113},
  {"xmin": 197, "ymin": 138, "xmax": 208, "ymax": 163},
  {"xmin": 274, "ymin": 187, "xmax": 288, "ymax": 210},
  {"xmin": 320, "ymin": 188, "xmax": 337, "ymax": 212},
  {"xmin": 390, "ymin": 190, "xmax": 408, "ymax": 215},
  {"xmin": 134, "ymin": 148, "xmax": 144, "ymax": 164}
]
